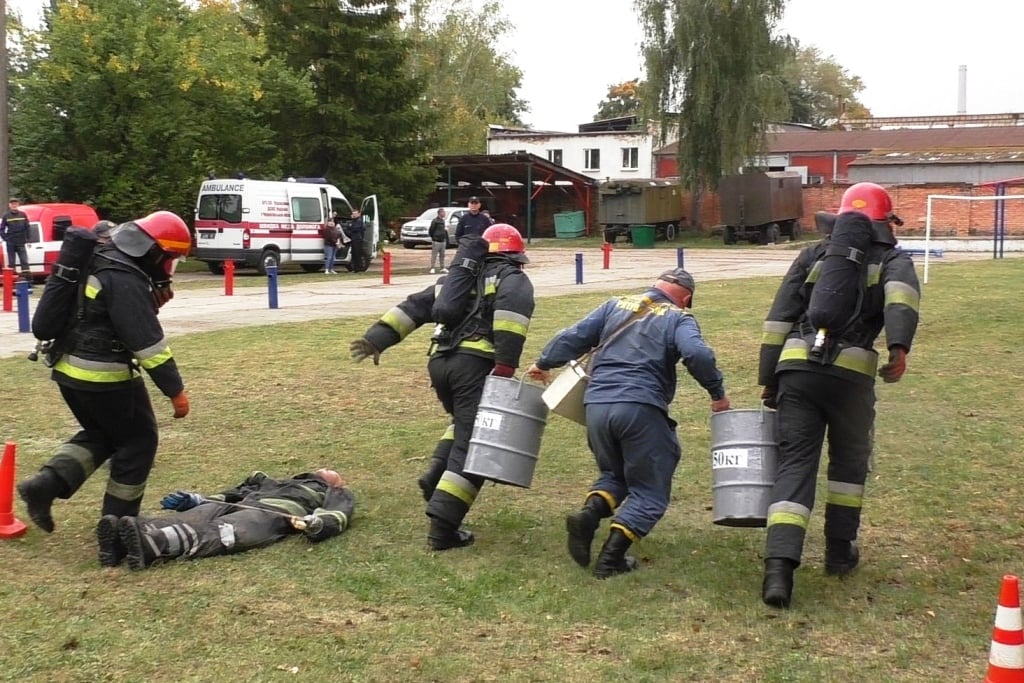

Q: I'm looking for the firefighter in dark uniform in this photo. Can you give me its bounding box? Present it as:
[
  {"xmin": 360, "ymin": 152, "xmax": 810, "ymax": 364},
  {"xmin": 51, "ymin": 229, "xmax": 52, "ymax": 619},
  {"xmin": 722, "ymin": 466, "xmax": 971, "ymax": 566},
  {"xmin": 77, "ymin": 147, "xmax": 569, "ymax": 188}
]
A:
[
  {"xmin": 17, "ymin": 212, "xmax": 192, "ymax": 539},
  {"xmin": 758, "ymin": 183, "xmax": 921, "ymax": 608},
  {"xmin": 349, "ymin": 223, "xmax": 535, "ymax": 550},
  {"xmin": 0, "ymin": 198, "xmax": 32, "ymax": 286},
  {"xmin": 98, "ymin": 468, "xmax": 354, "ymax": 570}
]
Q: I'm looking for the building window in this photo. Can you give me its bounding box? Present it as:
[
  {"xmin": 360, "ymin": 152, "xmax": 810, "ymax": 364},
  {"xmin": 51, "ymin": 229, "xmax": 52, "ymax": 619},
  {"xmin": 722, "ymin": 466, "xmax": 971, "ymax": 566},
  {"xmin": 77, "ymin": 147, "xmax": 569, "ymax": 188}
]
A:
[
  {"xmin": 621, "ymin": 147, "xmax": 639, "ymax": 170},
  {"xmin": 584, "ymin": 149, "xmax": 600, "ymax": 171},
  {"xmin": 547, "ymin": 149, "xmax": 563, "ymax": 165}
]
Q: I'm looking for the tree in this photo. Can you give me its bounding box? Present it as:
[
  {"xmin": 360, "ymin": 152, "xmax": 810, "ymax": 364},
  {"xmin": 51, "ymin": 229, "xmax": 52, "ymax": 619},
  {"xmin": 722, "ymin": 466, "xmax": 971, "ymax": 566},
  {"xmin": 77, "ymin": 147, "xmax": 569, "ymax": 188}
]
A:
[
  {"xmin": 248, "ymin": 0, "xmax": 437, "ymax": 219},
  {"xmin": 594, "ymin": 79, "xmax": 645, "ymax": 121},
  {"xmin": 9, "ymin": 0, "xmax": 301, "ymax": 220},
  {"xmin": 636, "ymin": 0, "xmax": 791, "ymax": 227},
  {"xmin": 781, "ymin": 43, "xmax": 869, "ymax": 128},
  {"xmin": 401, "ymin": 0, "xmax": 526, "ymax": 154}
]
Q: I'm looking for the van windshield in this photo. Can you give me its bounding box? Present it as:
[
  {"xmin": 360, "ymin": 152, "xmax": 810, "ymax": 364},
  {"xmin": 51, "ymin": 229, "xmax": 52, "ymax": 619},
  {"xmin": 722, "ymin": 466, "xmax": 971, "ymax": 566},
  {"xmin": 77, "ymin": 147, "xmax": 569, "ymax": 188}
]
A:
[{"xmin": 198, "ymin": 194, "xmax": 242, "ymax": 223}]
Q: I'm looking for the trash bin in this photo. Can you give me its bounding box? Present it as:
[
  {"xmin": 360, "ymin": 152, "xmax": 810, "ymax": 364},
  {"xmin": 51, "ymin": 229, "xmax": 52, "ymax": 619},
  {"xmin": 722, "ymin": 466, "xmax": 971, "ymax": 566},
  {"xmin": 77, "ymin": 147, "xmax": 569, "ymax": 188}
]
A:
[
  {"xmin": 631, "ymin": 225, "xmax": 655, "ymax": 248},
  {"xmin": 553, "ymin": 211, "xmax": 586, "ymax": 238}
]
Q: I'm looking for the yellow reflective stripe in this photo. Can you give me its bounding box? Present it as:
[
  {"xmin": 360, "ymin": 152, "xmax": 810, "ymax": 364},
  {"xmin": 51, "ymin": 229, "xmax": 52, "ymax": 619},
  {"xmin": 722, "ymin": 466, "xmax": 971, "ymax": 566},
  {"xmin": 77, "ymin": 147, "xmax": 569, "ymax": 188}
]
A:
[
  {"xmin": 762, "ymin": 321, "xmax": 792, "ymax": 346},
  {"xmin": 493, "ymin": 319, "xmax": 528, "ymax": 335},
  {"xmin": 437, "ymin": 478, "xmax": 475, "ymax": 505},
  {"xmin": 296, "ymin": 483, "xmax": 325, "ymax": 506},
  {"xmin": 257, "ymin": 498, "xmax": 307, "ymax": 516},
  {"xmin": 779, "ymin": 339, "xmax": 878, "ymax": 377},
  {"xmin": 458, "ymin": 338, "xmax": 495, "ymax": 353},
  {"xmin": 610, "ymin": 522, "xmax": 639, "ymax": 542},
  {"xmin": 866, "ymin": 263, "xmax": 881, "ymax": 286},
  {"xmin": 139, "ymin": 347, "xmax": 172, "ymax": 370},
  {"xmin": 54, "ymin": 355, "xmax": 133, "ymax": 383},
  {"xmin": 826, "ymin": 492, "xmax": 863, "ymax": 508},
  {"xmin": 805, "ymin": 261, "xmax": 823, "ymax": 283},
  {"xmin": 885, "ymin": 281, "xmax": 920, "ymax": 312},
  {"xmin": 85, "ymin": 274, "xmax": 102, "ymax": 300},
  {"xmin": 312, "ymin": 508, "xmax": 348, "ymax": 531},
  {"xmin": 589, "ymin": 490, "xmax": 618, "ymax": 510},
  {"xmin": 767, "ymin": 511, "xmax": 809, "ymax": 529},
  {"xmin": 381, "ymin": 306, "xmax": 416, "ymax": 337},
  {"xmin": 55, "ymin": 442, "xmax": 98, "ymax": 478},
  {"xmin": 106, "ymin": 478, "xmax": 146, "ymax": 502},
  {"xmin": 441, "ymin": 424, "xmax": 455, "ymax": 441}
]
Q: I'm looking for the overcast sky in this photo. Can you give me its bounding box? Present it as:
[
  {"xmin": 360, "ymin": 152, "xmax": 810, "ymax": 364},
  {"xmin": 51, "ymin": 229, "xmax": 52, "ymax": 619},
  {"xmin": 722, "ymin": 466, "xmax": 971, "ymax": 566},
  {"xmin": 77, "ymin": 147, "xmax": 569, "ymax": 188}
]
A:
[{"xmin": 9, "ymin": 0, "xmax": 1024, "ymax": 131}]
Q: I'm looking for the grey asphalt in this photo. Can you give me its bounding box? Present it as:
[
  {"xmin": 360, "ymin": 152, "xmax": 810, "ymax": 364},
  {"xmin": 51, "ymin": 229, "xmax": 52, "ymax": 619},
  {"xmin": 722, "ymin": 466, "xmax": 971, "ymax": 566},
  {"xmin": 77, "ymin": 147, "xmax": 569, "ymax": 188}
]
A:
[{"xmin": 0, "ymin": 245, "xmax": 997, "ymax": 360}]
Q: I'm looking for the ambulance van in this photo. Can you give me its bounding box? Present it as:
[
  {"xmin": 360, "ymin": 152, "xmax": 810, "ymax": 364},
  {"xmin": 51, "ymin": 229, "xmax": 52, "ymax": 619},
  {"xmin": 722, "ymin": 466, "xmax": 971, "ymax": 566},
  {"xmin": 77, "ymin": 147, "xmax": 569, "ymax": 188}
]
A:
[
  {"xmin": 193, "ymin": 177, "xmax": 379, "ymax": 275},
  {"xmin": 0, "ymin": 203, "xmax": 101, "ymax": 279}
]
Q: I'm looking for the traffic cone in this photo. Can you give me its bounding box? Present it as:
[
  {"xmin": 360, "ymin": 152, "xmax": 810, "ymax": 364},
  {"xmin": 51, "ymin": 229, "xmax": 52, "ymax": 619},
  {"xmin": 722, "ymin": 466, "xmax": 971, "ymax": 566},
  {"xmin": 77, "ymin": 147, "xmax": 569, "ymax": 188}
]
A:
[
  {"xmin": 985, "ymin": 574, "xmax": 1024, "ymax": 683},
  {"xmin": 0, "ymin": 442, "xmax": 28, "ymax": 539}
]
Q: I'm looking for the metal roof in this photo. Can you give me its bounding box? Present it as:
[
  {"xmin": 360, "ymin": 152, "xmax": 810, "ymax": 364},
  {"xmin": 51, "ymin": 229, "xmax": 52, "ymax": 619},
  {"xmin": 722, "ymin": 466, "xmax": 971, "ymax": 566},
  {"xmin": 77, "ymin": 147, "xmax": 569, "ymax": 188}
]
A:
[
  {"xmin": 849, "ymin": 148, "xmax": 1024, "ymax": 166},
  {"xmin": 433, "ymin": 152, "xmax": 595, "ymax": 188}
]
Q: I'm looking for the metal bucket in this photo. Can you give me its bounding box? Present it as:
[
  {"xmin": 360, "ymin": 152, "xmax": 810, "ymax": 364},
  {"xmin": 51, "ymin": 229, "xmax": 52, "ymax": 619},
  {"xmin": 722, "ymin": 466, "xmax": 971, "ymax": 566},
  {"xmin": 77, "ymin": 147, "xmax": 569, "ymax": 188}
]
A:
[
  {"xmin": 464, "ymin": 375, "xmax": 549, "ymax": 488},
  {"xmin": 709, "ymin": 407, "xmax": 778, "ymax": 527}
]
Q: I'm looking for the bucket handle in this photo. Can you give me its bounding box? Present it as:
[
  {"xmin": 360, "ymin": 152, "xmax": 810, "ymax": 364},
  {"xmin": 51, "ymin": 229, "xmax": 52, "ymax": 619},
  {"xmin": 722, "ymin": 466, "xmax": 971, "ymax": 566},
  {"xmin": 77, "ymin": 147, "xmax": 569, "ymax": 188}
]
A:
[{"xmin": 514, "ymin": 373, "xmax": 546, "ymax": 400}]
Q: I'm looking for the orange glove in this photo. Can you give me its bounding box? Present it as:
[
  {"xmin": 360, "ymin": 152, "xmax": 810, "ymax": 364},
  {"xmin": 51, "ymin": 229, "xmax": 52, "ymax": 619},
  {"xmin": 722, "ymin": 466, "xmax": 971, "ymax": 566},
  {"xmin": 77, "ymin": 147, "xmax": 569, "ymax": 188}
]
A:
[
  {"xmin": 171, "ymin": 392, "xmax": 190, "ymax": 419},
  {"xmin": 711, "ymin": 396, "xmax": 731, "ymax": 413},
  {"xmin": 878, "ymin": 347, "xmax": 908, "ymax": 383}
]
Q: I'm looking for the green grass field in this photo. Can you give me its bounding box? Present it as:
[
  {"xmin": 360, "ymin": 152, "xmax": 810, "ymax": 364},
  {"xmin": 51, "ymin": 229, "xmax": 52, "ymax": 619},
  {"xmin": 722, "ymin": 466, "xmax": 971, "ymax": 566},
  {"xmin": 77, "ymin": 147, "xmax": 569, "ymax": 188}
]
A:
[{"xmin": 0, "ymin": 258, "xmax": 1020, "ymax": 682}]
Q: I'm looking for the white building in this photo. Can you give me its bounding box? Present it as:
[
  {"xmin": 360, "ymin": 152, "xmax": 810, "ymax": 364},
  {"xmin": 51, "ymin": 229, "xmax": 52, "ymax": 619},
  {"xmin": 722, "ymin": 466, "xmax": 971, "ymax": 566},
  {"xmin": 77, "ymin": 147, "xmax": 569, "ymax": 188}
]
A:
[{"xmin": 486, "ymin": 117, "xmax": 663, "ymax": 182}]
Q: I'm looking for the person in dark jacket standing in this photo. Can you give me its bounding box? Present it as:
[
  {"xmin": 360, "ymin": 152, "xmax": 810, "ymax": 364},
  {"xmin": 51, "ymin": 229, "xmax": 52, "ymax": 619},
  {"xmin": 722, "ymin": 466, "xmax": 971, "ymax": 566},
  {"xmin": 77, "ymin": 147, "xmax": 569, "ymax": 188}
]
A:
[
  {"xmin": 428, "ymin": 208, "xmax": 449, "ymax": 274},
  {"xmin": 0, "ymin": 198, "xmax": 32, "ymax": 286},
  {"xmin": 454, "ymin": 197, "xmax": 491, "ymax": 241},
  {"xmin": 526, "ymin": 269, "xmax": 730, "ymax": 579},
  {"xmin": 349, "ymin": 224, "xmax": 535, "ymax": 550},
  {"xmin": 757, "ymin": 182, "xmax": 921, "ymax": 609},
  {"xmin": 347, "ymin": 209, "xmax": 367, "ymax": 272},
  {"xmin": 97, "ymin": 468, "xmax": 354, "ymax": 569},
  {"xmin": 17, "ymin": 211, "xmax": 193, "ymax": 537}
]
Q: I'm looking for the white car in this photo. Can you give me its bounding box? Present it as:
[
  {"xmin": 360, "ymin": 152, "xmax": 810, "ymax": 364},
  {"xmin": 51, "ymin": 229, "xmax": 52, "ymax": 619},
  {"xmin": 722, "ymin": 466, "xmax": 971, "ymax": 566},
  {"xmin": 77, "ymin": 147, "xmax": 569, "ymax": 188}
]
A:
[{"xmin": 400, "ymin": 207, "xmax": 467, "ymax": 249}]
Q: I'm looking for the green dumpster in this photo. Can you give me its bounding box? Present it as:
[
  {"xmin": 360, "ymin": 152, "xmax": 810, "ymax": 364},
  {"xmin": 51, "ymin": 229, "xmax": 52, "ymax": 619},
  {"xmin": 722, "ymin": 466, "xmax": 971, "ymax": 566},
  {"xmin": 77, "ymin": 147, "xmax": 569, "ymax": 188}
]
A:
[{"xmin": 631, "ymin": 225, "xmax": 655, "ymax": 248}]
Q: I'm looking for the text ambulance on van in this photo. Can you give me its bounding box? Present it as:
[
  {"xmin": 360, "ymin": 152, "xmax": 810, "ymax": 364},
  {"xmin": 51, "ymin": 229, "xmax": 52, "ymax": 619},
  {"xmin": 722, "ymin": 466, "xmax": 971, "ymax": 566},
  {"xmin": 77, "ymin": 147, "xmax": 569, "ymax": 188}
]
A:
[
  {"xmin": 0, "ymin": 203, "xmax": 101, "ymax": 279},
  {"xmin": 192, "ymin": 177, "xmax": 379, "ymax": 275}
]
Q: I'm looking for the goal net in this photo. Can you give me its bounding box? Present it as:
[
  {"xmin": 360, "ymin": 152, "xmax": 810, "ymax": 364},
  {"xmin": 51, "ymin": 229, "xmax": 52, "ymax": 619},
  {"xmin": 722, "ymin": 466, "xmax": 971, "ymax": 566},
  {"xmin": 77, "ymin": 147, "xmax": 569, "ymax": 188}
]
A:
[{"xmin": 923, "ymin": 193, "xmax": 1024, "ymax": 283}]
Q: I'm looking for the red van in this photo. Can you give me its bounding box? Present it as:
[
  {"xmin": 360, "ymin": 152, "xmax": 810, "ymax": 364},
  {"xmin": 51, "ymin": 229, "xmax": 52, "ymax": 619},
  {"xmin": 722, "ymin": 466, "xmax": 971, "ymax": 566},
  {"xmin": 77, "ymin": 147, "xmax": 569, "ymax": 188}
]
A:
[{"xmin": 1, "ymin": 203, "xmax": 100, "ymax": 278}]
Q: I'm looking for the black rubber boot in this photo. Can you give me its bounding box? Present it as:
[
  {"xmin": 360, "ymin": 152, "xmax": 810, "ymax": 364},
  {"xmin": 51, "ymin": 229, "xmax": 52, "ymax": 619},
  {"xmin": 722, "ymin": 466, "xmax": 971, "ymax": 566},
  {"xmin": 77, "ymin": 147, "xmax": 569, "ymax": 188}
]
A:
[
  {"xmin": 96, "ymin": 515, "xmax": 125, "ymax": 567},
  {"xmin": 427, "ymin": 517, "xmax": 475, "ymax": 551},
  {"xmin": 824, "ymin": 538, "xmax": 860, "ymax": 576},
  {"xmin": 593, "ymin": 528, "xmax": 638, "ymax": 579},
  {"xmin": 16, "ymin": 468, "xmax": 64, "ymax": 533},
  {"xmin": 762, "ymin": 558, "xmax": 797, "ymax": 609},
  {"xmin": 565, "ymin": 495, "xmax": 612, "ymax": 567},
  {"xmin": 118, "ymin": 517, "xmax": 159, "ymax": 571},
  {"xmin": 417, "ymin": 458, "xmax": 447, "ymax": 503}
]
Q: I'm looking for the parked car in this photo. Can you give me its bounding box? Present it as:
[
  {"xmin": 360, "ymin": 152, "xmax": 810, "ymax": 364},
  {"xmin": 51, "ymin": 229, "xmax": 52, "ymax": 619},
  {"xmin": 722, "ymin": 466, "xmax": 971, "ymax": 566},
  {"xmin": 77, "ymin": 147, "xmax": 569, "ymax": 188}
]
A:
[{"xmin": 400, "ymin": 207, "xmax": 467, "ymax": 249}]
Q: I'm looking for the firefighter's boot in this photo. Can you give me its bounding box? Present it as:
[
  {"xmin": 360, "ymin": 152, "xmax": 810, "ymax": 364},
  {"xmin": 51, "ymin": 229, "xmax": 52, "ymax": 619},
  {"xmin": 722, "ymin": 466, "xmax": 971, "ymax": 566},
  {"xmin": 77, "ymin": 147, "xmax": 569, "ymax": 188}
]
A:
[
  {"xmin": 16, "ymin": 467, "xmax": 65, "ymax": 533},
  {"xmin": 417, "ymin": 458, "xmax": 447, "ymax": 503},
  {"xmin": 593, "ymin": 528, "xmax": 638, "ymax": 579},
  {"xmin": 118, "ymin": 517, "xmax": 161, "ymax": 571},
  {"xmin": 565, "ymin": 495, "xmax": 612, "ymax": 567},
  {"xmin": 762, "ymin": 558, "xmax": 797, "ymax": 609},
  {"xmin": 427, "ymin": 516, "xmax": 474, "ymax": 551},
  {"xmin": 96, "ymin": 515, "xmax": 126, "ymax": 567},
  {"xmin": 824, "ymin": 538, "xmax": 860, "ymax": 576}
]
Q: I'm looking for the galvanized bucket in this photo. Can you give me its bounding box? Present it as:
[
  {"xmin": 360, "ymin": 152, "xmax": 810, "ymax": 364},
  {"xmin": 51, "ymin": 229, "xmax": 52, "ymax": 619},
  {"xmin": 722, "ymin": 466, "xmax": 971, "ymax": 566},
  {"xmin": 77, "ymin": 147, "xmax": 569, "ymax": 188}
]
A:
[
  {"xmin": 709, "ymin": 407, "xmax": 779, "ymax": 527},
  {"xmin": 464, "ymin": 375, "xmax": 549, "ymax": 488}
]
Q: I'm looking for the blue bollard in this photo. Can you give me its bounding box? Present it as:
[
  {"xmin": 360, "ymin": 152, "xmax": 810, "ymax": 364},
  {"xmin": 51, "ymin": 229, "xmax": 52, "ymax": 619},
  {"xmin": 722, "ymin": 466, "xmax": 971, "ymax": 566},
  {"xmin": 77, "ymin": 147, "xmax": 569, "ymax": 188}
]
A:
[
  {"xmin": 575, "ymin": 252, "xmax": 583, "ymax": 285},
  {"xmin": 677, "ymin": 247, "xmax": 685, "ymax": 270},
  {"xmin": 267, "ymin": 264, "xmax": 279, "ymax": 309},
  {"xmin": 15, "ymin": 281, "xmax": 30, "ymax": 333}
]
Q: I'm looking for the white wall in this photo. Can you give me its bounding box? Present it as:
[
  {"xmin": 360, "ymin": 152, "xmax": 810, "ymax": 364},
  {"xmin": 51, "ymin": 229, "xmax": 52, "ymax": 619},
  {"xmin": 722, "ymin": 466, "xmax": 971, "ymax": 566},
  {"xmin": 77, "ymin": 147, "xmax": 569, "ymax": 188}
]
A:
[{"xmin": 487, "ymin": 130, "xmax": 656, "ymax": 181}]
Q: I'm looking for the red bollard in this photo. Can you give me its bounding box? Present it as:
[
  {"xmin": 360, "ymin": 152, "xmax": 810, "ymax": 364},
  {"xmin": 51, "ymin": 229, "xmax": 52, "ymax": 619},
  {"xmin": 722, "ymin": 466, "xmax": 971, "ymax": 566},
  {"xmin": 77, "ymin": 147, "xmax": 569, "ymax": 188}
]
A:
[
  {"xmin": 223, "ymin": 260, "xmax": 234, "ymax": 296},
  {"xmin": 2, "ymin": 268, "xmax": 13, "ymax": 312},
  {"xmin": 0, "ymin": 442, "xmax": 28, "ymax": 539},
  {"xmin": 602, "ymin": 242, "xmax": 613, "ymax": 270},
  {"xmin": 382, "ymin": 251, "xmax": 392, "ymax": 285}
]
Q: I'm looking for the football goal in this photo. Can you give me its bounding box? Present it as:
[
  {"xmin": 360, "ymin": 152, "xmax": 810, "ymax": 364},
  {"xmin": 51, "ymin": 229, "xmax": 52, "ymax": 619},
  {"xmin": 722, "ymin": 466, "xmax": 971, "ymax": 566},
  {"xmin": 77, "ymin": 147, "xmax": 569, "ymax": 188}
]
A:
[{"xmin": 923, "ymin": 193, "xmax": 1023, "ymax": 284}]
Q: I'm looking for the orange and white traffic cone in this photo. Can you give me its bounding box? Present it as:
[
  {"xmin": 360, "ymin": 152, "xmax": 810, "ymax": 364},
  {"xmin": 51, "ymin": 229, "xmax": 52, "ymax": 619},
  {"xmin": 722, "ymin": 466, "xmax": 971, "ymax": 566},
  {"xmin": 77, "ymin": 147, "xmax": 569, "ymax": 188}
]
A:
[
  {"xmin": 985, "ymin": 574, "xmax": 1024, "ymax": 683},
  {"xmin": 0, "ymin": 441, "xmax": 28, "ymax": 539}
]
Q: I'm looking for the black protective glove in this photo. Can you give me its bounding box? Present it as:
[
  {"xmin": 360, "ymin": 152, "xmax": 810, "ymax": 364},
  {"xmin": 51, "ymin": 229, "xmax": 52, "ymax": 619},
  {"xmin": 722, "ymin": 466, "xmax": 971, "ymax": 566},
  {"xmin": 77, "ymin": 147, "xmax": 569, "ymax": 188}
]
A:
[
  {"xmin": 760, "ymin": 385, "xmax": 778, "ymax": 409},
  {"xmin": 349, "ymin": 338, "xmax": 381, "ymax": 365}
]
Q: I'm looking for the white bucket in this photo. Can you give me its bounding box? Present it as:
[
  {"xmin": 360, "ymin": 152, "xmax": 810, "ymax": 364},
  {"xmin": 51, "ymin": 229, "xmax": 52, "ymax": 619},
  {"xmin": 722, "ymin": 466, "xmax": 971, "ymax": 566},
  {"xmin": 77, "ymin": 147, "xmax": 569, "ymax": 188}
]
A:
[
  {"xmin": 709, "ymin": 407, "xmax": 779, "ymax": 528},
  {"xmin": 464, "ymin": 376, "xmax": 549, "ymax": 488},
  {"xmin": 541, "ymin": 360, "xmax": 588, "ymax": 425}
]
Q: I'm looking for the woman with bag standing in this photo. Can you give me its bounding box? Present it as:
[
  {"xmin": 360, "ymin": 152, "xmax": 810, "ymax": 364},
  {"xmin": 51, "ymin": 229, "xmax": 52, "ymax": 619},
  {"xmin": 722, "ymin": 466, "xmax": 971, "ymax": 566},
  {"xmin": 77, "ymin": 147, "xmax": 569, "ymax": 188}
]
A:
[
  {"xmin": 322, "ymin": 215, "xmax": 340, "ymax": 274},
  {"xmin": 525, "ymin": 268, "xmax": 730, "ymax": 579}
]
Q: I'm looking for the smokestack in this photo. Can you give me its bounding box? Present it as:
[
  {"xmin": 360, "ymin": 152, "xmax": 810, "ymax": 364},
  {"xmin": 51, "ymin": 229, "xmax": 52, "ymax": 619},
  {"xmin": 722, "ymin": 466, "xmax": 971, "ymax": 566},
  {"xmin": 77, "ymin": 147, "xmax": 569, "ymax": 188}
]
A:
[{"xmin": 957, "ymin": 65, "xmax": 967, "ymax": 114}]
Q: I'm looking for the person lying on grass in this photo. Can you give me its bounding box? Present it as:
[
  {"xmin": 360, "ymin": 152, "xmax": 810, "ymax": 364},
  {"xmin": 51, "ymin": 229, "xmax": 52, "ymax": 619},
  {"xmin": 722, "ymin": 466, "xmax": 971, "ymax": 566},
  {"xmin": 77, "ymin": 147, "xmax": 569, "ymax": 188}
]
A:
[{"xmin": 95, "ymin": 468, "xmax": 353, "ymax": 570}]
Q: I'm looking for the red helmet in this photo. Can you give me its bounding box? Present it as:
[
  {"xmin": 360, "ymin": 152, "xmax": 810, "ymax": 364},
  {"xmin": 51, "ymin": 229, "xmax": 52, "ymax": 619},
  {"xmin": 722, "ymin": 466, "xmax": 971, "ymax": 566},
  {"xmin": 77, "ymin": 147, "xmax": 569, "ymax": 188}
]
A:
[
  {"xmin": 135, "ymin": 211, "xmax": 191, "ymax": 257},
  {"xmin": 839, "ymin": 183, "xmax": 894, "ymax": 221},
  {"xmin": 110, "ymin": 211, "xmax": 190, "ymax": 276},
  {"xmin": 482, "ymin": 223, "xmax": 528, "ymax": 263}
]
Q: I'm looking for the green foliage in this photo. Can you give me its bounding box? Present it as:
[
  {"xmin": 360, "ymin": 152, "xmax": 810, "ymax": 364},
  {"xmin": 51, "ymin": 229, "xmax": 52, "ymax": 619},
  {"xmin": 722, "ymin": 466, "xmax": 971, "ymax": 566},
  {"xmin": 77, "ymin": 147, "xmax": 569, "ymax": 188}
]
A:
[
  {"xmin": 637, "ymin": 0, "xmax": 791, "ymax": 194},
  {"xmin": 401, "ymin": 0, "xmax": 527, "ymax": 153},
  {"xmin": 248, "ymin": 0, "xmax": 437, "ymax": 219},
  {"xmin": 781, "ymin": 42, "xmax": 870, "ymax": 128},
  {"xmin": 594, "ymin": 78, "xmax": 646, "ymax": 121},
  {"xmin": 9, "ymin": 0, "xmax": 301, "ymax": 220}
]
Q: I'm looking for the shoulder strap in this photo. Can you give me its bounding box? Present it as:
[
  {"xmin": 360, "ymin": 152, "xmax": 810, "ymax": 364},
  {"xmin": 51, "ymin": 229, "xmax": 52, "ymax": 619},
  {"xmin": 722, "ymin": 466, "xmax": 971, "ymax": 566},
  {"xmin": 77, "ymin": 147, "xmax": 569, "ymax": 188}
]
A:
[{"xmin": 580, "ymin": 297, "xmax": 655, "ymax": 369}]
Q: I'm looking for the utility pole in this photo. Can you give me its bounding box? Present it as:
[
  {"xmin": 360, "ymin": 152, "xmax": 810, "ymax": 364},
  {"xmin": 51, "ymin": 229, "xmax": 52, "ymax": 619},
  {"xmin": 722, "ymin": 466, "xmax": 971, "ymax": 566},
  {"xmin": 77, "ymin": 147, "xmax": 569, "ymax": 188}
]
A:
[{"xmin": 0, "ymin": 0, "xmax": 9, "ymax": 204}]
